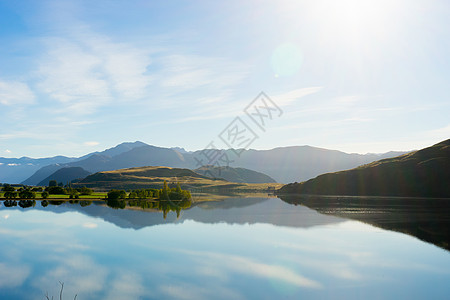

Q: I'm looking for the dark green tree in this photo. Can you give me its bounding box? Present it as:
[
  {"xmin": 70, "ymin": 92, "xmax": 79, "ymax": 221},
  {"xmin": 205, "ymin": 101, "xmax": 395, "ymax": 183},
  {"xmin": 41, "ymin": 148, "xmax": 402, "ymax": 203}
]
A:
[
  {"xmin": 18, "ymin": 189, "xmax": 36, "ymax": 199},
  {"xmin": 47, "ymin": 186, "xmax": 66, "ymax": 195},
  {"xmin": 106, "ymin": 198, "xmax": 126, "ymax": 209},
  {"xmin": 107, "ymin": 190, "xmax": 126, "ymax": 200},
  {"xmin": 3, "ymin": 199, "xmax": 17, "ymax": 207},
  {"xmin": 160, "ymin": 180, "xmax": 169, "ymax": 200},
  {"xmin": 4, "ymin": 191, "xmax": 17, "ymax": 199},
  {"xmin": 79, "ymin": 186, "xmax": 93, "ymax": 195},
  {"xmin": 79, "ymin": 200, "xmax": 92, "ymax": 207},
  {"xmin": 2, "ymin": 184, "xmax": 15, "ymax": 192},
  {"xmin": 49, "ymin": 180, "xmax": 57, "ymax": 187}
]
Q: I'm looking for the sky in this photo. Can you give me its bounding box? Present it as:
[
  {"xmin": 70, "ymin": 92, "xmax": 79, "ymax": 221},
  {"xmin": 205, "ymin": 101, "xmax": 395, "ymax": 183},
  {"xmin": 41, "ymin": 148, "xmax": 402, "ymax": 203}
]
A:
[{"xmin": 0, "ymin": 0, "xmax": 449, "ymax": 158}]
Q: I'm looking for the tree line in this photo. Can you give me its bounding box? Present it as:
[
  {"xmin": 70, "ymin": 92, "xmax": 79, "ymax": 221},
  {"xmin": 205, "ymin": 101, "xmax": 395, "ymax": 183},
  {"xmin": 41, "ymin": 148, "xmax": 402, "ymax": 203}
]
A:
[
  {"xmin": 106, "ymin": 181, "xmax": 191, "ymax": 201},
  {"xmin": 1, "ymin": 182, "xmax": 93, "ymax": 199}
]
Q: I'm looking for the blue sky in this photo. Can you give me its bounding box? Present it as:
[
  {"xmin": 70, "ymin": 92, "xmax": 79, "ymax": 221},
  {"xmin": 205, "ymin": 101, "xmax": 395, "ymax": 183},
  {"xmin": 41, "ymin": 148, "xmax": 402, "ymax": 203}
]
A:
[{"xmin": 0, "ymin": 0, "xmax": 449, "ymax": 158}]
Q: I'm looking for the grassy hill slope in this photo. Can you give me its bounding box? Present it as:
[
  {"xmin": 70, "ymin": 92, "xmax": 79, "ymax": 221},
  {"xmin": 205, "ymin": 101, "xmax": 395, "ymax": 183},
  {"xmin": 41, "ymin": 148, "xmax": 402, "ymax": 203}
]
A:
[
  {"xmin": 75, "ymin": 166, "xmax": 243, "ymax": 191},
  {"xmin": 278, "ymin": 139, "xmax": 450, "ymax": 197},
  {"xmin": 194, "ymin": 165, "xmax": 277, "ymax": 183}
]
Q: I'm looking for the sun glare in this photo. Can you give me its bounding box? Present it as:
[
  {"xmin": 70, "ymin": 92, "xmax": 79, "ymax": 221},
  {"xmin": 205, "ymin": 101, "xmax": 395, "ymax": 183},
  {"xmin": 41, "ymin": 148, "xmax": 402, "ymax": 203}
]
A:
[{"xmin": 312, "ymin": 0, "xmax": 403, "ymax": 45}]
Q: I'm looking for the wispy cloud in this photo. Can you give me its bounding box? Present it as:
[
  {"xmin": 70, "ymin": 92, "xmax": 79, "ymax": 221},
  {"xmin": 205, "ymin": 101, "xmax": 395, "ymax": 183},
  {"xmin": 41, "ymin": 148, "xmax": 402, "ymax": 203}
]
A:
[
  {"xmin": 0, "ymin": 80, "xmax": 35, "ymax": 106},
  {"xmin": 427, "ymin": 123, "xmax": 450, "ymax": 139},
  {"xmin": 273, "ymin": 87, "xmax": 323, "ymax": 106},
  {"xmin": 159, "ymin": 283, "xmax": 244, "ymax": 300},
  {"xmin": 157, "ymin": 54, "xmax": 248, "ymax": 90},
  {"xmin": 0, "ymin": 262, "xmax": 30, "ymax": 288},
  {"xmin": 34, "ymin": 254, "xmax": 108, "ymax": 298},
  {"xmin": 181, "ymin": 249, "xmax": 322, "ymax": 289},
  {"xmin": 104, "ymin": 271, "xmax": 146, "ymax": 300},
  {"xmin": 36, "ymin": 34, "xmax": 153, "ymax": 114},
  {"xmin": 82, "ymin": 222, "xmax": 98, "ymax": 228}
]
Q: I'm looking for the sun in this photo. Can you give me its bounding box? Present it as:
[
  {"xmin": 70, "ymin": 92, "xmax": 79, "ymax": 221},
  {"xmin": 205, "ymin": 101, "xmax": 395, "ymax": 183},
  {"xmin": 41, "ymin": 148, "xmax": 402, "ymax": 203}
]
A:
[{"xmin": 312, "ymin": 0, "xmax": 402, "ymax": 45}]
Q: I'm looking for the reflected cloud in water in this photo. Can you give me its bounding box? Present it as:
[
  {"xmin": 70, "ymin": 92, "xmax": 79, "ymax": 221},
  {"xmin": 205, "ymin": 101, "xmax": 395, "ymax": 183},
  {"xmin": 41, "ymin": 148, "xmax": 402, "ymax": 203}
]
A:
[{"xmin": 0, "ymin": 197, "xmax": 449, "ymax": 299}]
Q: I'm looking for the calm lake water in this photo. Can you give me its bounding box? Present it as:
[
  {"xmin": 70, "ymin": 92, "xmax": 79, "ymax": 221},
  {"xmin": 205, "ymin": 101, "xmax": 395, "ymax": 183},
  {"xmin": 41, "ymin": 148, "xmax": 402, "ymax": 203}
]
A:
[{"xmin": 0, "ymin": 196, "xmax": 449, "ymax": 299}]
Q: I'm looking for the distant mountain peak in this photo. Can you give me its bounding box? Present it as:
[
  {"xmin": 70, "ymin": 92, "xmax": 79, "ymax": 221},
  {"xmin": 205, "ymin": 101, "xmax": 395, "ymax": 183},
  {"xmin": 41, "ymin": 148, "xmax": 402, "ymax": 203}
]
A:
[
  {"xmin": 171, "ymin": 147, "xmax": 188, "ymax": 153},
  {"xmin": 97, "ymin": 141, "xmax": 149, "ymax": 158}
]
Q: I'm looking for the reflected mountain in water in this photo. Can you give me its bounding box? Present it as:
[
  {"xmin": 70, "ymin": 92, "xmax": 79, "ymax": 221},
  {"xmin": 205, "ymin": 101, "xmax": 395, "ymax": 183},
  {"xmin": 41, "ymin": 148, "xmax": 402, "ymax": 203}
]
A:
[
  {"xmin": 1, "ymin": 197, "xmax": 344, "ymax": 230},
  {"xmin": 278, "ymin": 195, "xmax": 450, "ymax": 251}
]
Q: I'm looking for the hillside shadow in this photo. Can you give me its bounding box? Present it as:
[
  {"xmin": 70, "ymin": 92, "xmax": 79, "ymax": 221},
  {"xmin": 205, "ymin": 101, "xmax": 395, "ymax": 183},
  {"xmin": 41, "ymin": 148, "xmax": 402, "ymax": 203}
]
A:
[{"xmin": 278, "ymin": 195, "xmax": 450, "ymax": 251}]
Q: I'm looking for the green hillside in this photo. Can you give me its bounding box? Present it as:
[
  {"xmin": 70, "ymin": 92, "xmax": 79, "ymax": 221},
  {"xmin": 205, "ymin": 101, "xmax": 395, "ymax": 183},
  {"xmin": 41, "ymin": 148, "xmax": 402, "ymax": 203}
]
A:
[
  {"xmin": 75, "ymin": 166, "xmax": 242, "ymax": 191},
  {"xmin": 278, "ymin": 139, "xmax": 450, "ymax": 197},
  {"xmin": 194, "ymin": 165, "xmax": 277, "ymax": 183},
  {"xmin": 75, "ymin": 166, "xmax": 282, "ymax": 193}
]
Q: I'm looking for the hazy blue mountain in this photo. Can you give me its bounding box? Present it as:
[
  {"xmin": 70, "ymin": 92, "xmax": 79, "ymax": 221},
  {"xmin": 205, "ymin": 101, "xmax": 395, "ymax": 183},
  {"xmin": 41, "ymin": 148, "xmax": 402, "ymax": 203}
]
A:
[
  {"xmin": 0, "ymin": 156, "xmax": 78, "ymax": 184},
  {"xmin": 21, "ymin": 141, "xmax": 151, "ymax": 185},
  {"xmin": 171, "ymin": 147, "xmax": 189, "ymax": 154},
  {"xmin": 37, "ymin": 167, "xmax": 91, "ymax": 186},
  {"xmin": 21, "ymin": 164, "xmax": 66, "ymax": 186},
  {"xmin": 194, "ymin": 146, "xmax": 410, "ymax": 183},
  {"xmin": 195, "ymin": 165, "xmax": 277, "ymax": 183},
  {"xmin": 18, "ymin": 141, "xmax": 409, "ymax": 185},
  {"xmin": 278, "ymin": 139, "xmax": 450, "ymax": 197},
  {"xmin": 79, "ymin": 141, "xmax": 149, "ymax": 159},
  {"xmin": 105, "ymin": 145, "xmax": 194, "ymax": 170}
]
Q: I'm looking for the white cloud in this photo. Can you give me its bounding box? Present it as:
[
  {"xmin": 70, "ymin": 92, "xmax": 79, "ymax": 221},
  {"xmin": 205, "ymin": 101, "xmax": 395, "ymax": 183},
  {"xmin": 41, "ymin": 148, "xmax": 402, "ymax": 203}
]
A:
[
  {"xmin": 37, "ymin": 37, "xmax": 111, "ymax": 110},
  {"xmin": 183, "ymin": 250, "xmax": 322, "ymax": 289},
  {"xmin": 36, "ymin": 33, "xmax": 154, "ymax": 115},
  {"xmin": 34, "ymin": 255, "xmax": 107, "ymax": 298},
  {"xmin": 158, "ymin": 54, "xmax": 249, "ymax": 91},
  {"xmin": 87, "ymin": 36, "xmax": 154, "ymax": 99},
  {"xmin": 4, "ymin": 149, "xmax": 11, "ymax": 153},
  {"xmin": 82, "ymin": 222, "xmax": 98, "ymax": 228},
  {"xmin": 273, "ymin": 87, "xmax": 322, "ymax": 107},
  {"xmin": 0, "ymin": 80, "xmax": 35, "ymax": 106},
  {"xmin": 104, "ymin": 271, "xmax": 147, "ymax": 300},
  {"xmin": 428, "ymin": 124, "xmax": 450, "ymax": 140},
  {"xmin": 223, "ymin": 254, "xmax": 322, "ymax": 288},
  {"xmin": 159, "ymin": 283, "xmax": 244, "ymax": 300},
  {"xmin": 83, "ymin": 141, "xmax": 100, "ymax": 147},
  {"xmin": 0, "ymin": 263, "xmax": 30, "ymax": 288}
]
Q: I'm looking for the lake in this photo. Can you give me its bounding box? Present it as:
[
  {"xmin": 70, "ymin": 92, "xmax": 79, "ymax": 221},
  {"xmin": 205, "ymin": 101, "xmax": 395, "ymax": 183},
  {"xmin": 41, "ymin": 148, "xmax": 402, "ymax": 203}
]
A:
[{"xmin": 0, "ymin": 196, "xmax": 449, "ymax": 299}]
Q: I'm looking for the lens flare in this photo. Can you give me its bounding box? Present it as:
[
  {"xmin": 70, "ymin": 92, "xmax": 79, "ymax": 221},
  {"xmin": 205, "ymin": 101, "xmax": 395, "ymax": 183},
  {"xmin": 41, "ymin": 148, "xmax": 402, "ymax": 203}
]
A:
[{"xmin": 271, "ymin": 43, "xmax": 303, "ymax": 77}]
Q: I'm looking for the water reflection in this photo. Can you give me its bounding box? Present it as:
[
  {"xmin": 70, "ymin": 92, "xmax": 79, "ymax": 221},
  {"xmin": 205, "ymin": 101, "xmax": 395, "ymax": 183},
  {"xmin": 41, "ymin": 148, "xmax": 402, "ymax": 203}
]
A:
[
  {"xmin": 278, "ymin": 195, "xmax": 450, "ymax": 251},
  {"xmin": 2, "ymin": 197, "xmax": 344, "ymax": 230},
  {"xmin": 2, "ymin": 198, "xmax": 193, "ymax": 220},
  {"xmin": 2, "ymin": 195, "xmax": 450, "ymax": 252},
  {"xmin": 0, "ymin": 196, "xmax": 449, "ymax": 299}
]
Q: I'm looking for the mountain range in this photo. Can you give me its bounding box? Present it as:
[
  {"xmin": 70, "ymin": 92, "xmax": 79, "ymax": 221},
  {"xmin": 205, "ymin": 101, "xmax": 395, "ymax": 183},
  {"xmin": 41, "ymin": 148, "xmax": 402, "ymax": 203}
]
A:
[
  {"xmin": 278, "ymin": 139, "xmax": 450, "ymax": 197},
  {"xmin": 0, "ymin": 141, "xmax": 409, "ymax": 185}
]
